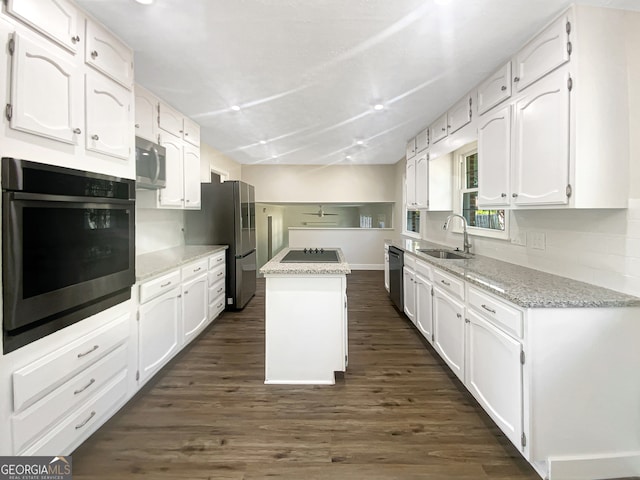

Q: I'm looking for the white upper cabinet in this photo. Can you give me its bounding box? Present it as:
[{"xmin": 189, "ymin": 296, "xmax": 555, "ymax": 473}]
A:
[
  {"xmin": 477, "ymin": 105, "xmax": 511, "ymax": 207},
  {"xmin": 183, "ymin": 144, "xmax": 202, "ymax": 209},
  {"xmin": 447, "ymin": 93, "xmax": 473, "ymax": 135},
  {"xmin": 512, "ymin": 68, "xmax": 570, "ymax": 206},
  {"xmin": 158, "ymin": 135, "xmax": 184, "ymax": 208},
  {"xmin": 513, "ymin": 11, "xmax": 572, "ymax": 92},
  {"xmin": 182, "ymin": 117, "xmax": 200, "ymax": 147},
  {"xmin": 415, "ymin": 128, "xmax": 429, "ymax": 153},
  {"xmin": 477, "ymin": 62, "xmax": 512, "ymax": 115},
  {"xmin": 158, "ymin": 101, "xmax": 183, "ymax": 139},
  {"xmin": 85, "ymin": 19, "xmax": 133, "ymax": 89},
  {"xmin": 414, "ymin": 152, "xmax": 428, "ymax": 209},
  {"xmin": 9, "ymin": 32, "xmax": 80, "ymax": 144},
  {"xmin": 429, "ymin": 112, "xmax": 448, "ymax": 145},
  {"xmin": 85, "ymin": 74, "xmax": 131, "ymax": 159},
  {"xmin": 405, "ymin": 137, "xmax": 416, "ymax": 160},
  {"xmin": 6, "ymin": 0, "xmax": 80, "ymax": 53},
  {"xmin": 134, "ymin": 85, "xmax": 158, "ymax": 142},
  {"xmin": 405, "ymin": 156, "xmax": 416, "ymax": 208}
]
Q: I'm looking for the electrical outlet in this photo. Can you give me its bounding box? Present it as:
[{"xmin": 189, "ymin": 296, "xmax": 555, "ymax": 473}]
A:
[
  {"xmin": 511, "ymin": 232, "xmax": 527, "ymax": 246},
  {"xmin": 529, "ymin": 232, "xmax": 546, "ymax": 250}
]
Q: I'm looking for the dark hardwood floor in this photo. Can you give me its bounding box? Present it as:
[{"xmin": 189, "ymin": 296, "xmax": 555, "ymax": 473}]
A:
[{"xmin": 72, "ymin": 271, "xmax": 540, "ymax": 479}]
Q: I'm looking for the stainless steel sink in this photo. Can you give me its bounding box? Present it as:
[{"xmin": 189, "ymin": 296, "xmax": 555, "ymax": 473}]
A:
[{"xmin": 417, "ymin": 249, "xmax": 469, "ymax": 260}]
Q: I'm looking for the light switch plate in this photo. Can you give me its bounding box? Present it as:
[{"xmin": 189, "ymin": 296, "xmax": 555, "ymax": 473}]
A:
[
  {"xmin": 529, "ymin": 232, "xmax": 546, "ymax": 250},
  {"xmin": 511, "ymin": 232, "xmax": 527, "ymax": 246}
]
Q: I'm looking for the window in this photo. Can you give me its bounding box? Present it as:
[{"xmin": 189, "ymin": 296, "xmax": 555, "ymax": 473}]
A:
[{"xmin": 454, "ymin": 142, "xmax": 508, "ymax": 239}]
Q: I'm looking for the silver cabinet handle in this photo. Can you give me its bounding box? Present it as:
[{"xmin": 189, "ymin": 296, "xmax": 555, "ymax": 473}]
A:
[
  {"xmin": 71, "ymin": 35, "xmax": 80, "ymax": 43},
  {"xmin": 441, "ymin": 127, "xmax": 446, "ymax": 131},
  {"xmin": 75, "ymin": 411, "xmax": 96, "ymax": 430},
  {"xmin": 481, "ymin": 304, "xmax": 497, "ymax": 314},
  {"xmin": 465, "ymin": 318, "xmax": 470, "ymax": 324},
  {"xmin": 184, "ymin": 132, "xmax": 189, "ymax": 136},
  {"xmin": 501, "ymin": 85, "xmax": 507, "ymax": 91},
  {"xmin": 91, "ymin": 50, "xmax": 98, "ymax": 59},
  {"xmin": 440, "ymin": 279, "xmax": 450, "ymax": 286},
  {"xmin": 74, "ymin": 378, "xmax": 95, "ymax": 395},
  {"xmin": 512, "ymin": 193, "xmax": 518, "ymax": 198},
  {"xmin": 73, "ymin": 128, "xmax": 81, "ymax": 134},
  {"xmin": 216, "ymin": 302, "xmax": 223, "ymax": 309},
  {"xmin": 91, "ymin": 134, "xmax": 99, "ymax": 141},
  {"xmin": 216, "ymin": 287, "xmax": 223, "ymax": 294},
  {"xmin": 184, "ymin": 290, "xmax": 189, "ymax": 295},
  {"xmin": 135, "ymin": 123, "xmax": 140, "ymax": 128},
  {"xmin": 501, "ymin": 193, "xmax": 507, "ymax": 198},
  {"xmin": 514, "ymin": 76, "xmax": 520, "ymax": 82},
  {"xmin": 77, "ymin": 345, "xmax": 99, "ymax": 358},
  {"xmin": 160, "ymin": 281, "xmax": 172, "ymax": 288},
  {"xmin": 456, "ymin": 313, "xmax": 462, "ymax": 318},
  {"xmin": 217, "ymin": 272, "xmax": 223, "ymax": 277},
  {"xmin": 193, "ymin": 267, "xmax": 202, "ymax": 272}
]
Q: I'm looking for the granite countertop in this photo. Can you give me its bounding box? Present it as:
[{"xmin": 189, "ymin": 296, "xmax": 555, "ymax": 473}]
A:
[
  {"xmin": 136, "ymin": 245, "xmax": 228, "ymax": 281},
  {"xmin": 260, "ymin": 247, "xmax": 351, "ymax": 275},
  {"xmin": 390, "ymin": 239, "xmax": 640, "ymax": 309}
]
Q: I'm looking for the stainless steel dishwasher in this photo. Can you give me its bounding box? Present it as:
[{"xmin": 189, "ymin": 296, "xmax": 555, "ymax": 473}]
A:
[{"xmin": 388, "ymin": 246, "xmax": 404, "ymax": 311}]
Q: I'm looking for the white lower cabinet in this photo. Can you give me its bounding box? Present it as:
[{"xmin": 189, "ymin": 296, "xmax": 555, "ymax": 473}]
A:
[
  {"xmin": 138, "ymin": 284, "xmax": 181, "ymax": 385},
  {"xmin": 465, "ymin": 309, "xmax": 523, "ymax": 449},
  {"xmin": 415, "ymin": 273, "xmax": 433, "ymax": 343},
  {"xmin": 433, "ymin": 286, "xmax": 465, "ymax": 381},
  {"xmin": 403, "ymin": 266, "xmax": 416, "ymax": 325},
  {"xmin": 182, "ymin": 273, "xmax": 208, "ymax": 345},
  {"xmin": 384, "ymin": 245, "xmax": 390, "ymax": 293}
]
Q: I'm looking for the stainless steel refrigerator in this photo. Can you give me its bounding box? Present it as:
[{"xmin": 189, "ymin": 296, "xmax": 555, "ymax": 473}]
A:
[{"xmin": 184, "ymin": 181, "xmax": 256, "ymax": 310}]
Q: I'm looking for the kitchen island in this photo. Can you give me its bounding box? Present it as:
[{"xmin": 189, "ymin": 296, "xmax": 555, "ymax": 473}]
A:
[{"xmin": 260, "ymin": 248, "xmax": 351, "ymax": 385}]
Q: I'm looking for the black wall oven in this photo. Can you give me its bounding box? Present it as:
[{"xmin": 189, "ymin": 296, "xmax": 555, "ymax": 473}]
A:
[{"xmin": 2, "ymin": 158, "xmax": 136, "ymax": 353}]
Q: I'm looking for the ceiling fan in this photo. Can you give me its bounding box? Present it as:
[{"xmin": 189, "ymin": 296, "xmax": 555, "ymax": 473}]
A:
[{"xmin": 303, "ymin": 205, "xmax": 339, "ymax": 218}]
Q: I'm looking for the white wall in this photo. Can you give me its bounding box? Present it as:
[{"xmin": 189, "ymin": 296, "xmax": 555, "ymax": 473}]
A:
[
  {"xmin": 242, "ymin": 164, "xmax": 396, "ymax": 202},
  {"xmin": 200, "ymin": 142, "xmax": 242, "ymax": 182},
  {"xmin": 256, "ymin": 204, "xmax": 286, "ymax": 272},
  {"xmin": 289, "ymin": 228, "xmax": 391, "ymax": 270}
]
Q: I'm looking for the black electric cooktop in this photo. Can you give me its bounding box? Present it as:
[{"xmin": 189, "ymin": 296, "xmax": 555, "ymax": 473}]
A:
[{"xmin": 280, "ymin": 248, "xmax": 340, "ymax": 263}]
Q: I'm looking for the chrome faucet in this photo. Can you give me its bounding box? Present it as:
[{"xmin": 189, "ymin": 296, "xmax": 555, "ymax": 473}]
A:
[{"xmin": 443, "ymin": 214, "xmax": 472, "ymax": 254}]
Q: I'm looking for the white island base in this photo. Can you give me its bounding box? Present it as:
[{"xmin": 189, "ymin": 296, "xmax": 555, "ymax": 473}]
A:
[{"xmin": 264, "ymin": 274, "xmax": 348, "ymax": 384}]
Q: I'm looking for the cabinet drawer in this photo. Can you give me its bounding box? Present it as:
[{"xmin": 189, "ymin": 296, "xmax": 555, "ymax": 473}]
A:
[
  {"xmin": 21, "ymin": 370, "xmax": 127, "ymax": 456},
  {"xmin": 208, "ymin": 252, "xmax": 225, "ymax": 269},
  {"xmin": 182, "ymin": 258, "xmax": 208, "ymax": 281},
  {"xmin": 208, "ymin": 296, "xmax": 225, "ymax": 320},
  {"xmin": 209, "ymin": 278, "xmax": 225, "ymax": 301},
  {"xmin": 139, "ymin": 269, "xmax": 180, "ymax": 304},
  {"xmin": 208, "ymin": 264, "xmax": 226, "ymax": 284},
  {"xmin": 12, "ymin": 345, "xmax": 127, "ymax": 454},
  {"xmin": 467, "ymin": 285, "xmax": 523, "ymax": 339},
  {"xmin": 13, "ymin": 314, "xmax": 129, "ymax": 413},
  {"xmin": 404, "ymin": 253, "xmax": 416, "ymax": 270},
  {"xmin": 415, "ymin": 259, "xmax": 432, "ymax": 280},
  {"xmin": 433, "ymin": 268, "xmax": 464, "ymax": 300}
]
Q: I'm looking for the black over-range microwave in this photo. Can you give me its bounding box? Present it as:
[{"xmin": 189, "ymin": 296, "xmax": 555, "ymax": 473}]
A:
[{"xmin": 135, "ymin": 136, "xmax": 166, "ymax": 189}]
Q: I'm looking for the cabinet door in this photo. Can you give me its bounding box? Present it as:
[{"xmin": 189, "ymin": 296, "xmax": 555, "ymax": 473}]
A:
[
  {"xmin": 182, "ymin": 273, "xmax": 208, "ymax": 345},
  {"xmin": 183, "ymin": 144, "xmax": 202, "ymax": 209},
  {"xmin": 384, "ymin": 251, "xmax": 390, "ymax": 293},
  {"xmin": 7, "ymin": 0, "xmax": 80, "ymax": 53},
  {"xmin": 158, "ymin": 101, "xmax": 183, "ymax": 139},
  {"xmin": 415, "ymin": 128, "xmax": 429, "ymax": 153},
  {"xmin": 447, "ymin": 94, "xmax": 473, "ymax": 135},
  {"xmin": 405, "ymin": 157, "xmax": 416, "ymax": 207},
  {"xmin": 466, "ymin": 310, "xmax": 523, "ymax": 449},
  {"xmin": 477, "ymin": 62, "xmax": 511, "ymax": 115},
  {"xmin": 478, "ymin": 105, "xmax": 511, "ymax": 207},
  {"xmin": 138, "ymin": 288, "xmax": 180, "ymax": 384},
  {"xmin": 85, "ymin": 19, "xmax": 133, "ymax": 89},
  {"xmin": 403, "ymin": 267, "xmax": 416, "ymax": 324},
  {"xmin": 158, "ymin": 136, "xmax": 184, "ymax": 207},
  {"xmin": 405, "ymin": 138, "xmax": 416, "ymax": 160},
  {"xmin": 433, "ymin": 287, "xmax": 465, "ymax": 381},
  {"xmin": 414, "ymin": 152, "xmax": 428, "ymax": 209},
  {"xmin": 183, "ymin": 117, "xmax": 200, "ymax": 146},
  {"xmin": 430, "ymin": 113, "xmax": 448, "ymax": 144},
  {"xmin": 85, "ymin": 74, "xmax": 131, "ymax": 159},
  {"xmin": 512, "ymin": 69, "xmax": 570, "ymax": 206},
  {"xmin": 134, "ymin": 87, "xmax": 157, "ymax": 142},
  {"xmin": 513, "ymin": 12, "xmax": 571, "ymax": 92},
  {"xmin": 415, "ymin": 275, "xmax": 433, "ymax": 344},
  {"xmin": 10, "ymin": 33, "xmax": 80, "ymax": 144},
  {"xmin": 427, "ymin": 152, "xmax": 453, "ymax": 211}
]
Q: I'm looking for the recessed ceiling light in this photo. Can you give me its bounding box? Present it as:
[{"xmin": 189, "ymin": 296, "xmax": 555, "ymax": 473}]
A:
[
  {"xmin": 345, "ymin": 155, "xmax": 352, "ymax": 160},
  {"xmin": 373, "ymin": 103, "xmax": 385, "ymax": 111},
  {"xmin": 355, "ymin": 140, "xmax": 364, "ymax": 146},
  {"xmin": 134, "ymin": 0, "xmax": 154, "ymax": 5},
  {"xmin": 271, "ymin": 154, "xmax": 278, "ymax": 159},
  {"xmin": 231, "ymin": 105, "xmax": 241, "ymax": 112},
  {"xmin": 259, "ymin": 140, "xmax": 267, "ymax": 145}
]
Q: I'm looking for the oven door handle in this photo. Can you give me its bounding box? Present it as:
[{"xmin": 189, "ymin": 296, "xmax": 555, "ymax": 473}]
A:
[
  {"xmin": 10, "ymin": 192, "xmax": 133, "ymax": 205},
  {"xmin": 151, "ymin": 147, "xmax": 160, "ymax": 184}
]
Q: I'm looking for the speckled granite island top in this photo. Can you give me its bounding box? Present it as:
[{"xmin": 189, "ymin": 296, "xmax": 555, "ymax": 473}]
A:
[
  {"xmin": 261, "ymin": 248, "xmax": 351, "ymax": 275},
  {"xmin": 391, "ymin": 239, "xmax": 640, "ymax": 309},
  {"xmin": 136, "ymin": 245, "xmax": 228, "ymax": 281}
]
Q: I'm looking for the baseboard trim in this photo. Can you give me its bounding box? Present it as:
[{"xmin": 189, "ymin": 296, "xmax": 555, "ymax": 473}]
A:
[{"xmin": 547, "ymin": 451, "xmax": 640, "ymax": 479}]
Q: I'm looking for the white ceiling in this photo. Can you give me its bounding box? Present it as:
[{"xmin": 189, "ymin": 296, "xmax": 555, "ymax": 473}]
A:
[{"xmin": 78, "ymin": 0, "xmax": 640, "ymax": 166}]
